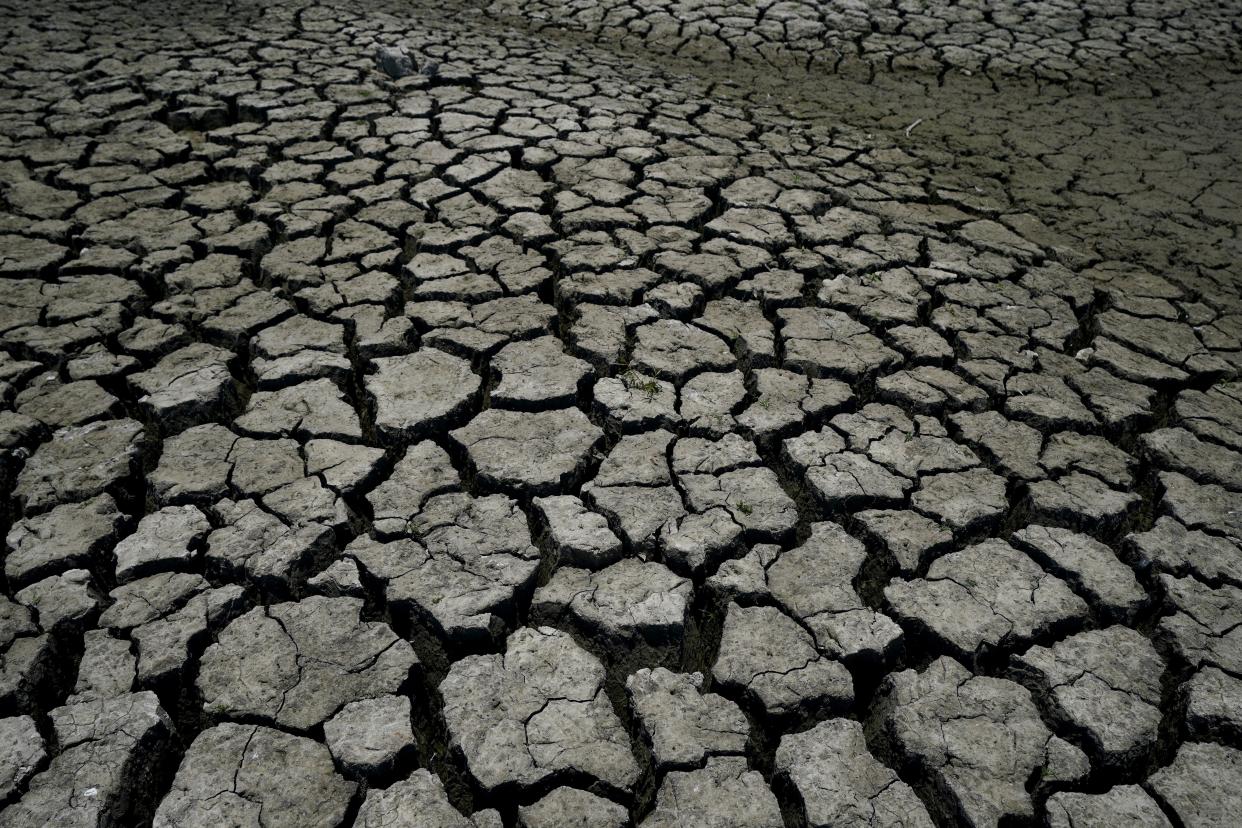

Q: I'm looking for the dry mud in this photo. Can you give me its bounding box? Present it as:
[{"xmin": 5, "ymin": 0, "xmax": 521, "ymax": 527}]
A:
[{"xmin": 0, "ymin": 0, "xmax": 1240, "ymax": 826}]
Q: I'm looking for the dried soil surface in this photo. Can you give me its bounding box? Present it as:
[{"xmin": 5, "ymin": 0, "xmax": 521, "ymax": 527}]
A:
[{"xmin": 1, "ymin": 0, "xmax": 1240, "ymax": 825}]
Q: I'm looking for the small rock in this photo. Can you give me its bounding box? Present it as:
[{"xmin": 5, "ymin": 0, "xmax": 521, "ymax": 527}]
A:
[
  {"xmin": 872, "ymin": 657, "xmax": 1053, "ymax": 826},
  {"xmin": 1012, "ymin": 626, "xmax": 1164, "ymax": 767},
  {"xmin": 1184, "ymin": 667, "xmax": 1242, "ymax": 743}
]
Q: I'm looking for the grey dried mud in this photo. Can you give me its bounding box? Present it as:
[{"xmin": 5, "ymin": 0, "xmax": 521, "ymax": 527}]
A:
[{"xmin": 0, "ymin": 0, "xmax": 1240, "ymax": 826}]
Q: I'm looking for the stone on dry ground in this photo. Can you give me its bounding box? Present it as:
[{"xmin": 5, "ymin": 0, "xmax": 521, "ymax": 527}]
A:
[
  {"xmin": 450, "ymin": 406, "xmax": 602, "ymax": 495},
  {"xmin": 532, "ymin": 494, "xmax": 623, "ymax": 569},
  {"xmin": 0, "ymin": 715, "xmax": 45, "ymax": 802},
  {"xmin": 1184, "ymin": 667, "xmax": 1242, "ymax": 742}
]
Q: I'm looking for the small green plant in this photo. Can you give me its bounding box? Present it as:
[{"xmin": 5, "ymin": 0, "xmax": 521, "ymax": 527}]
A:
[{"xmin": 620, "ymin": 368, "xmax": 660, "ymax": 401}]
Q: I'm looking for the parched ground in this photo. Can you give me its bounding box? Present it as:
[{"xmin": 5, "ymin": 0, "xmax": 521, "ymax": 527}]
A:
[{"xmin": 1, "ymin": 0, "xmax": 1241, "ymax": 826}]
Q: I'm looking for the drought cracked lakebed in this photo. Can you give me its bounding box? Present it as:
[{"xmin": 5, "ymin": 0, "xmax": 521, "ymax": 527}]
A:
[{"xmin": 0, "ymin": 0, "xmax": 1240, "ymax": 826}]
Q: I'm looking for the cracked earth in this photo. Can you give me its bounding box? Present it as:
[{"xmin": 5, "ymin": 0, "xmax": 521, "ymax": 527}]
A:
[{"xmin": 0, "ymin": 0, "xmax": 1240, "ymax": 825}]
